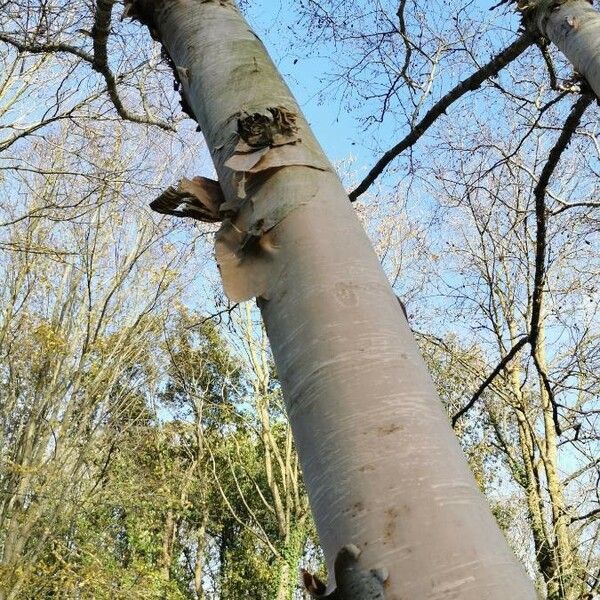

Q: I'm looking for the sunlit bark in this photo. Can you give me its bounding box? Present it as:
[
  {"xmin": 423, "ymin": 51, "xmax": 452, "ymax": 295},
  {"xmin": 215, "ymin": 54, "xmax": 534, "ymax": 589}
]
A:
[{"xmin": 128, "ymin": 1, "xmax": 538, "ymax": 597}]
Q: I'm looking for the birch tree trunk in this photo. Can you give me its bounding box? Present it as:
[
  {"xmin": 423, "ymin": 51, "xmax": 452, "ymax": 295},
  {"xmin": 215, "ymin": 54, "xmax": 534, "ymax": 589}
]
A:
[
  {"xmin": 531, "ymin": 0, "xmax": 600, "ymax": 97},
  {"xmin": 126, "ymin": 1, "xmax": 538, "ymax": 597}
]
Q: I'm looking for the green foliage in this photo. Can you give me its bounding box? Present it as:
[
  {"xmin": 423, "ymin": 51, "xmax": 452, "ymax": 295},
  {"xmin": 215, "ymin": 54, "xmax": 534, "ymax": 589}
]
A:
[{"xmin": 1, "ymin": 309, "xmax": 317, "ymax": 599}]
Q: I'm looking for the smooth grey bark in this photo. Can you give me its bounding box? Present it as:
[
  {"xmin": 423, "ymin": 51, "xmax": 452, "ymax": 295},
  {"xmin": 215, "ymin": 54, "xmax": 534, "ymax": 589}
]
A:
[
  {"xmin": 128, "ymin": 1, "xmax": 538, "ymax": 597},
  {"xmin": 534, "ymin": 0, "xmax": 600, "ymax": 97}
]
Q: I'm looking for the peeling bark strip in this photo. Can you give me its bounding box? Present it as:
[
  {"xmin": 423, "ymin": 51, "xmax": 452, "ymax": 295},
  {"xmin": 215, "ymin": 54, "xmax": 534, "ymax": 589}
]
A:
[
  {"xmin": 225, "ymin": 106, "xmax": 328, "ymax": 194},
  {"xmin": 128, "ymin": 1, "xmax": 537, "ymax": 597},
  {"xmin": 131, "ymin": 0, "xmax": 329, "ymax": 301}
]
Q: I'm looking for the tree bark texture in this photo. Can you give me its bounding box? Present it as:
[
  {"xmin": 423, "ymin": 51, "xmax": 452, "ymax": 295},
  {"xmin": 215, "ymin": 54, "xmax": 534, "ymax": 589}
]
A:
[
  {"xmin": 535, "ymin": 0, "xmax": 600, "ymax": 98},
  {"xmin": 127, "ymin": 1, "xmax": 538, "ymax": 597}
]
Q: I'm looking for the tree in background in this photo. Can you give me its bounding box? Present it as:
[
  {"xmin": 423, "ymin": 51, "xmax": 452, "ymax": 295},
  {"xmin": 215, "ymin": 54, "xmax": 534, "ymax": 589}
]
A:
[{"xmin": 0, "ymin": 129, "xmax": 191, "ymax": 598}]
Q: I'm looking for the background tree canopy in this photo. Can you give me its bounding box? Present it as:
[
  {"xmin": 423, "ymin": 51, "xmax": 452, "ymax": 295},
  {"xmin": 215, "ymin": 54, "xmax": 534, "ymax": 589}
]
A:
[{"xmin": 0, "ymin": 0, "xmax": 598, "ymax": 598}]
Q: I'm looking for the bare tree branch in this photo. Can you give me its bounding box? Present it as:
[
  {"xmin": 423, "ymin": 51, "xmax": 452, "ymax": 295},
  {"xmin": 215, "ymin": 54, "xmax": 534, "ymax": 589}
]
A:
[
  {"xmin": 0, "ymin": 32, "xmax": 93, "ymax": 61},
  {"xmin": 452, "ymin": 335, "xmax": 529, "ymax": 427},
  {"xmin": 550, "ymin": 200, "xmax": 600, "ymax": 215},
  {"xmin": 0, "ymin": 4, "xmax": 175, "ymax": 132},
  {"xmin": 570, "ymin": 507, "xmax": 600, "ymax": 524},
  {"xmin": 90, "ymin": 0, "xmax": 173, "ymax": 131},
  {"xmin": 452, "ymin": 93, "xmax": 593, "ymax": 429},
  {"xmin": 395, "ymin": 0, "xmax": 414, "ymax": 89},
  {"xmin": 535, "ymin": 38, "xmax": 559, "ymax": 90},
  {"xmin": 349, "ymin": 32, "xmax": 534, "ymax": 201}
]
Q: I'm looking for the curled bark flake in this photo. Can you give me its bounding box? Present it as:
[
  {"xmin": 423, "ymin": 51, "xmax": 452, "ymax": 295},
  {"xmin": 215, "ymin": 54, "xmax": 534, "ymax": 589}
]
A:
[
  {"xmin": 302, "ymin": 570, "xmax": 328, "ymax": 596},
  {"xmin": 150, "ymin": 176, "xmax": 225, "ymax": 222},
  {"xmin": 168, "ymin": 52, "xmax": 197, "ymax": 121},
  {"xmin": 302, "ymin": 544, "xmax": 388, "ymax": 599},
  {"xmin": 396, "ymin": 296, "xmax": 408, "ymax": 322},
  {"xmin": 225, "ymin": 141, "xmax": 329, "ymax": 176},
  {"xmin": 225, "ymin": 106, "xmax": 303, "ymax": 175},
  {"xmin": 225, "ymin": 145, "xmax": 271, "ymax": 174}
]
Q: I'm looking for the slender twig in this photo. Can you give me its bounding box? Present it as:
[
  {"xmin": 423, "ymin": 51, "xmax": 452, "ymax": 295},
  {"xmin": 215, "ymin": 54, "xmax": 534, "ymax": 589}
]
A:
[
  {"xmin": 550, "ymin": 200, "xmax": 600, "ymax": 216},
  {"xmin": 349, "ymin": 32, "xmax": 534, "ymax": 201},
  {"xmin": 569, "ymin": 507, "xmax": 600, "ymax": 524},
  {"xmin": 185, "ymin": 303, "xmax": 240, "ymax": 330},
  {"xmin": 0, "ymin": 33, "xmax": 93, "ymax": 61},
  {"xmin": 0, "ymin": 7, "xmax": 174, "ymax": 131},
  {"xmin": 483, "ymin": 91, "xmax": 569, "ymax": 176},
  {"xmin": 563, "ymin": 458, "xmax": 600, "ymax": 485}
]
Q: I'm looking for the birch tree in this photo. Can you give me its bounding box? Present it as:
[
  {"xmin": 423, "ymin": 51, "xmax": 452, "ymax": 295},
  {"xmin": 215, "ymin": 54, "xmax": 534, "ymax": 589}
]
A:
[{"xmin": 124, "ymin": 1, "xmax": 538, "ymax": 597}]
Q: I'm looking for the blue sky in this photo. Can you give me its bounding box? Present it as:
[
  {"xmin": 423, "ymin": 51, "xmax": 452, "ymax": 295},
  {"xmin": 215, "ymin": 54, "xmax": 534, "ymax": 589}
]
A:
[
  {"xmin": 237, "ymin": 0, "xmax": 525, "ymax": 195},
  {"xmin": 244, "ymin": 1, "xmax": 365, "ymax": 163}
]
